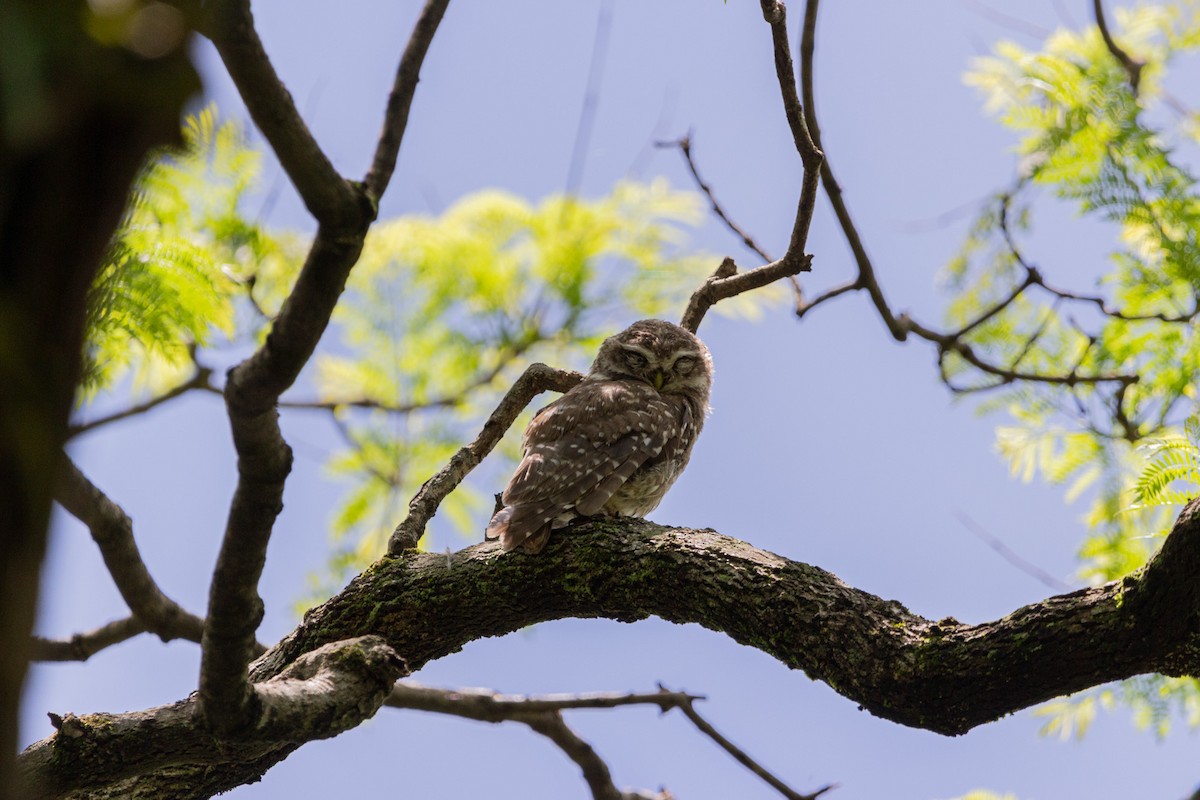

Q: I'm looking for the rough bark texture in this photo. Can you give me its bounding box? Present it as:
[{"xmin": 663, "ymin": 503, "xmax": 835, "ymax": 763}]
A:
[
  {"xmin": 19, "ymin": 637, "xmax": 403, "ymax": 800},
  {"xmin": 20, "ymin": 502, "xmax": 1200, "ymax": 799}
]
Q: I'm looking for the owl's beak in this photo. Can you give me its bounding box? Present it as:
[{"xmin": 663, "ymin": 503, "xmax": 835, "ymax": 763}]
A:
[{"xmin": 651, "ymin": 369, "xmax": 667, "ymax": 390}]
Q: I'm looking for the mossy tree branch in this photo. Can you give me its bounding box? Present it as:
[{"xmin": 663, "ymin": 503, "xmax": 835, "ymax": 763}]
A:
[{"xmin": 22, "ymin": 501, "xmax": 1200, "ymax": 798}]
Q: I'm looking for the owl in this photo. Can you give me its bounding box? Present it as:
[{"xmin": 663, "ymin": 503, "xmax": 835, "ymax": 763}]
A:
[{"xmin": 486, "ymin": 319, "xmax": 713, "ymax": 554}]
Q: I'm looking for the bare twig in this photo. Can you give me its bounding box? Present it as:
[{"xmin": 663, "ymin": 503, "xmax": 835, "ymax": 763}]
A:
[
  {"xmin": 901, "ymin": 314, "xmax": 1137, "ymax": 391},
  {"xmin": 799, "ymin": 0, "xmax": 906, "ymax": 341},
  {"xmin": 386, "ymin": 683, "xmax": 682, "ymax": 800},
  {"xmin": 1093, "ymin": 0, "xmax": 1142, "ymax": 92},
  {"xmin": 525, "ymin": 713, "xmax": 661, "ymax": 800},
  {"xmin": 949, "ymin": 271, "xmax": 1038, "ymax": 339},
  {"xmin": 656, "ymin": 134, "xmax": 776, "ymax": 265},
  {"xmin": 389, "ymin": 680, "xmax": 826, "ymax": 800},
  {"xmin": 387, "ymin": 362, "xmax": 582, "ymax": 553},
  {"xmin": 673, "ymin": 1, "xmax": 825, "ymax": 334},
  {"xmin": 56, "ymin": 457, "xmax": 206, "ymax": 644},
  {"xmin": 363, "ymin": 0, "xmax": 452, "ymax": 201},
  {"xmin": 1030, "ymin": 277, "xmax": 1199, "ymax": 324},
  {"xmin": 953, "ymin": 510, "xmax": 1074, "ymax": 593},
  {"xmin": 280, "ymin": 343, "xmax": 528, "ymax": 414},
  {"xmin": 279, "ymin": 395, "xmax": 460, "ymax": 414},
  {"xmin": 657, "ymin": 133, "xmax": 804, "ymax": 308},
  {"xmin": 794, "ymin": 0, "xmax": 1141, "ymax": 397},
  {"xmin": 794, "ymin": 278, "xmax": 860, "ymax": 319},
  {"xmin": 668, "ymin": 687, "xmax": 833, "ymax": 800},
  {"xmin": 564, "ymin": 0, "xmax": 614, "ymax": 199},
  {"xmin": 205, "ymin": 0, "xmax": 359, "ymax": 226},
  {"xmin": 759, "ymin": 0, "xmax": 823, "ymax": 261},
  {"xmin": 67, "ymin": 365, "xmax": 214, "ymax": 439},
  {"xmin": 385, "ymin": 682, "xmax": 702, "ymax": 719},
  {"xmin": 30, "ymin": 617, "xmax": 147, "ymax": 662}
]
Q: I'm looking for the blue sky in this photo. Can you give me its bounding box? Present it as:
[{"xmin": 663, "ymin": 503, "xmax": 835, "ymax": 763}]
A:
[{"xmin": 24, "ymin": 2, "xmax": 1200, "ymax": 798}]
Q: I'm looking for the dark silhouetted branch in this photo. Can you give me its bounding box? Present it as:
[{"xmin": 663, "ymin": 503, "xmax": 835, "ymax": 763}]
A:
[
  {"xmin": 794, "ymin": 279, "xmax": 860, "ymax": 319},
  {"xmin": 525, "ymin": 713, "xmax": 668, "ymax": 800},
  {"xmin": 387, "ymin": 683, "xmax": 686, "ymax": 800},
  {"xmin": 1093, "ymin": 0, "xmax": 1143, "ymax": 92}
]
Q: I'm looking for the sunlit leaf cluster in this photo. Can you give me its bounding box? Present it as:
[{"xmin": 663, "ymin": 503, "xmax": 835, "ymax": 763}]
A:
[
  {"xmin": 85, "ymin": 108, "xmax": 249, "ymax": 395},
  {"xmin": 951, "ymin": 4, "xmax": 1200, "ymax": 737},
  {"xmin": 84, "ymin": 110, "xmax": 771, "ymax": 604}
]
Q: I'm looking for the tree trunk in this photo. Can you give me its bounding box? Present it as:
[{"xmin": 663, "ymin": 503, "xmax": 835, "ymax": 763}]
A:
[{"xmin": 0, "ymin": 1, "xmax": 198, "ymax": 793}]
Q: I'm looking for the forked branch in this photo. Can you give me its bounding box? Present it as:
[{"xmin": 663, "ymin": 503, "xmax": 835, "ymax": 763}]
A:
[{"xmin": 199, "ymin": 0, "xmax": 451, "ymax": 738}]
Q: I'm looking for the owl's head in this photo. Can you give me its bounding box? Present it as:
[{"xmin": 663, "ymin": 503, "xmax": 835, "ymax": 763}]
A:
[{"xmin": 589, "ymin": 319, "xmax": 713, "ymax": 401}]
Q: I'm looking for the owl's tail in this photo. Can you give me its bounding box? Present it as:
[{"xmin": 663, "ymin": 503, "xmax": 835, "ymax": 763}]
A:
[{"xmin": 486, "ymin": 506, "xmax": 553, "ymax": 554}]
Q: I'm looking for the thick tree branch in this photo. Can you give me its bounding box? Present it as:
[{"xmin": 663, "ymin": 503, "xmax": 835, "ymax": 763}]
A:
[
  {"xmin": 56, "ymin": 457, "xmax": 206, "ymax": 644},
  {"xmin": 21, "ymin": 501, "xmax": 1200, "ymax": 797},
  {"xmin": 363, "ymin": 0, "xmax": 452, "ymax": 201},
  {"xmin": 268, "ymin": 500, "xmax": 1200, "ymax": 733},
  {"xmin": 387, "ymin": 362, "xmax": 582, "ymax": 552},
  {"xmin": 200, "ymin": 0, "xmax": 450, "ymax": 736},
  {"xmin": 30, "ymin": 617, "xmax": 147, "ymax": 663},
  {"xmin": 19, "ymin": 637, "xmax": 403, "ymax": 800}
]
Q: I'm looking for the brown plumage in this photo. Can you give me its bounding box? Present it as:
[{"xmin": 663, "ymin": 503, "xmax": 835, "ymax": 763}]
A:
[{"xmin": 486, "ymin": 319, "xmax": 713, "ymax": 554}]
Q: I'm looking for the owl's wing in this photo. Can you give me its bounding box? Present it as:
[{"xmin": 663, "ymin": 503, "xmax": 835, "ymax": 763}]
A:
[{"xmin": 486, "ymin": 381, "xmax": 674, "ymax": 552}]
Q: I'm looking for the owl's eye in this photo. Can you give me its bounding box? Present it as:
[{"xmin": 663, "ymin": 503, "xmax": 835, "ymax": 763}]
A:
[
  {"xmin": 623, "ymin": 349, "xmax": 648, "ymax": 369},
  {"xmin": 673, "ymin": 356, "xmax": 696, "ymax": 375}
]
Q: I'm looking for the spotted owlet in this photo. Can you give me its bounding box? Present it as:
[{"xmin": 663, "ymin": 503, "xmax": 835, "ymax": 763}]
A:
[{"xmin": 486, "ymin": 319, "xmax": 713, "ymax": 554}]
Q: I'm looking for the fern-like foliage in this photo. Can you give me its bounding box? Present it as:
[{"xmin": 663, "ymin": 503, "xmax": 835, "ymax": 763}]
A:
[
  {"xmin": 949, "ymin": 4, "xmax": 1200, "ymax": 739},
  {"xmin": 83, "ymin": 107, "xmax": 288, "ymax": 396},
  {"xmin": 1133, "ymin": 415, "xmax": 1200, "ymax": 507}
]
